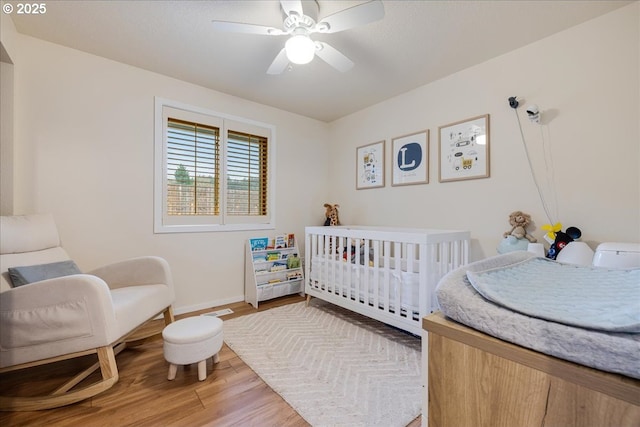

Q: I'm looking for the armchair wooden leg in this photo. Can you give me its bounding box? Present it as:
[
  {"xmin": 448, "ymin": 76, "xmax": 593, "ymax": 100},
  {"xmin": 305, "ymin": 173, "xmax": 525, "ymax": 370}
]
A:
[
  {"xmin": 98, "ymin": 346, "xmax": 118, "ymax": 382},
  {"xmin": 163, "ymin": 306, "xmax": 175, "ymax": 325},
  {"xmin": 0, "ymin": 345, "xmax": 119, "ymax": 412}
]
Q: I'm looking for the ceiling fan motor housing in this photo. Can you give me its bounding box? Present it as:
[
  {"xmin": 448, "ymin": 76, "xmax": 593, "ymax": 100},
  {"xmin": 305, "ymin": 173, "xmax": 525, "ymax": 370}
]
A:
[{"xmin": 282, "ymin": 1, "xmax": 321, "ymax": 32}]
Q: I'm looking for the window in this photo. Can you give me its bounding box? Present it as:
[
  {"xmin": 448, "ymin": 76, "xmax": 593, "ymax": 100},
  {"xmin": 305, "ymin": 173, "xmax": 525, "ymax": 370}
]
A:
[
  {"xmin": 226, "ymin": 131, "xmax": 268, "ymax": 216},
  {"xmin": 166, "ymin": 118, "xmax": 220, "ymax": 217},
  {"xmin": 155, "ymin": 98, "xmax": 274, "ymax": 233}
]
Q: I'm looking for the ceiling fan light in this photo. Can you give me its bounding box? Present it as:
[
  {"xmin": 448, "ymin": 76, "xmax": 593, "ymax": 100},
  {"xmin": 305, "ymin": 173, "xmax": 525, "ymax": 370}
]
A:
[{"xmin": 285, "ymin": 35, "xmax": 315, "ymax": 64}]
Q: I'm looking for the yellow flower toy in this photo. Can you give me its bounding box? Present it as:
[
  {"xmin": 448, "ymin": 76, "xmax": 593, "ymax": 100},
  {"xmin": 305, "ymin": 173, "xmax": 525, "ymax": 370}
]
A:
[{"xmin": 541, "ymin": 223, "xmax": 562, "ymax": 245}]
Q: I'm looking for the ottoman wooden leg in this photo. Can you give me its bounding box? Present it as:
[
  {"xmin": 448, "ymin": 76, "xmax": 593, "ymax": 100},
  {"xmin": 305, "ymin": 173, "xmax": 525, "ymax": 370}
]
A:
[
  {"xmin": 168, "ymin": 363, "xmax": 178, "ymax": 380},
  {"xmin": 213, "ymin": 352, "xmax": 220, "ymax": 364},
  {"xmin": 197, "ymin": 360, "xmax": 207, "ymax": 381}
]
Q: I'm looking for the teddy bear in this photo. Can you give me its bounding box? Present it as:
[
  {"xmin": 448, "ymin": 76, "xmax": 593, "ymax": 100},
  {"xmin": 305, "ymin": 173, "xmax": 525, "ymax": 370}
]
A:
[
  {"xmin": 323, "ymin": 203, "xmax": 340, "ymax": 226},
  {"xmin": 503, "ymin": 211, "xmax": 537, "ymax": 243}
]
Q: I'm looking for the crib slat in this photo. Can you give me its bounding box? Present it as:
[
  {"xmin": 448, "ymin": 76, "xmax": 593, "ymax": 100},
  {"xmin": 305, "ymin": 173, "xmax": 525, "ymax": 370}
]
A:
[
  {"xmin": 419, "ymin": 243, "xmax": 428, "ymax": 316},
  {"xmin": 336, "ymin": 236, "xmax": 343, "ymax": 297},
  {"xmin": 355, "ymin": 238, "xmax": 361, "ymax": 304},
  {"xmin": 346, "ymin": 237, "xmax": 353, "ymax": 300},
  {"xmin": 393, "ymin": 241, "xmax": 402, "ymax": 318},
  {"xmin": 383, "ymin": 240, "xmax": 391, "ymax": 312},
  {"xmin": 305, "ymin": 232, "xmax": 312, "ymax": 291},
  {"xmin": 372, "ymin": 240, "xmax": 380, "ymax": 310},
  {"xmin": 323, "ymin": 234, "xmax": 330, "ymax": 291},
  {"xmin": 330, "ymin": 235, "xmax": 337, "ymax": 295}
]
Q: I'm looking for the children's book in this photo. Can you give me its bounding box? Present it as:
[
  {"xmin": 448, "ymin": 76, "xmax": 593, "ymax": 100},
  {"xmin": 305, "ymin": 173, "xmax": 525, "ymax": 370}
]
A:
[
  {"xmin": 274, "ymin": 234, "xmax": 287, "ymax": 249},
  {"xmin": 266, "ymin": 251, "xmax": 281, "ymax": 261},
  {"xmin": 249, "ymin": 237, "xmax": 269, "ymax": 251}
]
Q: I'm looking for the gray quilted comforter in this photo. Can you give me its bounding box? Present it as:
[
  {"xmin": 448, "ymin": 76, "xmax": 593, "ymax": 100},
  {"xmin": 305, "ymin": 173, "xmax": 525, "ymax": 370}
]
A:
[{"xmin": 436, "ymin": 251, "xmax": 640, "ymax": 379}]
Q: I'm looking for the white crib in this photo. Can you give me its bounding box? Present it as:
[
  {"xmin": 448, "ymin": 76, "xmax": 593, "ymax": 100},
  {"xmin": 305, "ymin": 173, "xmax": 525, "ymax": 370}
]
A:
[{"xmin": 305, "ymin": 226, "xmax": 470, "ymax": 335}]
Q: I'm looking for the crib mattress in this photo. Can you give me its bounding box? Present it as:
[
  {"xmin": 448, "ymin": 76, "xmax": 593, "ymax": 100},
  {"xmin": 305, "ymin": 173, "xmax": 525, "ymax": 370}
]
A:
[
  {"xmin": 309, "ymin": 256, "xmax": 421, "ymax": 314},
  {"xmin": 436, "ymin": 251, "xmax": 640, "ymax": 379}
]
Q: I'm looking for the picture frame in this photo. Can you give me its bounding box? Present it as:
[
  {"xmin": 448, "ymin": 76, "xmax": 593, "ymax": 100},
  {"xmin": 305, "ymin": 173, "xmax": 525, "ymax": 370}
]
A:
[
  {"xmin": 391, "ymin": 130, "xmax": 429, "ymax": 186},
  {"xmin": 438, "ymin": 114, "xmax": 490, "ymax": 182},
  {"xmin": 356, "ymin": 140, "xmax": 385, "ymax": 189}
]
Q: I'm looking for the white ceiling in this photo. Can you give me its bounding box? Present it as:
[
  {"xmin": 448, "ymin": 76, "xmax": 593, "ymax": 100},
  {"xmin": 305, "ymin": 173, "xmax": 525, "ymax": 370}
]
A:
[{"xmin": 8, "ymin": 0, "xmax": 632, "ymax": 122}]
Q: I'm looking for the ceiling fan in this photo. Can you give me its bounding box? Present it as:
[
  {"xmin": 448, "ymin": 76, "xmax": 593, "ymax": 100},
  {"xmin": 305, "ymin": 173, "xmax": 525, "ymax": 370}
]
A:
[{"xmin": 211, "ymin": 0, "xmax": 385, "ymax": 74}]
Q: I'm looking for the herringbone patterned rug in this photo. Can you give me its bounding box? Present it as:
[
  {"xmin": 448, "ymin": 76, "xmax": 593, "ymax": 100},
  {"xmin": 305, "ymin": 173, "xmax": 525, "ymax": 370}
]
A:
[{"xmin": 223, "ymin": 300, "xmax": 422, "ymax": 427}]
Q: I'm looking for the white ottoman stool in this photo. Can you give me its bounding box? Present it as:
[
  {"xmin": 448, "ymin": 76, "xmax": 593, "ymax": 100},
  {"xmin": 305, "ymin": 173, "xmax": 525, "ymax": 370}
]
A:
[{"xmin": 162, "ymin": 316, "xmax": 224, "ymax": 381}]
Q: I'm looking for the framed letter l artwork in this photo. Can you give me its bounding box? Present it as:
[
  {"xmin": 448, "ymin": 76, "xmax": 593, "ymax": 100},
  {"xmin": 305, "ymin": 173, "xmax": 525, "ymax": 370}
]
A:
[
  {"xmin": 356, "ymin": 140, "xmax": 385, "ymax": 189},
  {"xmin": 392, "ymin": 130, "xmax": 429, "ymax": 186}
]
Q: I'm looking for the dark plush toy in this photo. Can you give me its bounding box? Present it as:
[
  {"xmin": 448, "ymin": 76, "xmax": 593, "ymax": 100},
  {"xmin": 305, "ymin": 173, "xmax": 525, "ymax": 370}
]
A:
[
  {"xmin": 546, "ymin": 226, "xmax": 582, "ymax": 260},
  {"xmin": 342, "ymin": 245, "xmax": 374, "ymax": 265}
]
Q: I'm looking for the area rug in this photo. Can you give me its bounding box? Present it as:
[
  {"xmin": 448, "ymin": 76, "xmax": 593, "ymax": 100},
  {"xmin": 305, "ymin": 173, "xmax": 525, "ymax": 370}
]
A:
[{"xmin": 223, "ymin": 300, "xmax": 422, "ymax": 427}]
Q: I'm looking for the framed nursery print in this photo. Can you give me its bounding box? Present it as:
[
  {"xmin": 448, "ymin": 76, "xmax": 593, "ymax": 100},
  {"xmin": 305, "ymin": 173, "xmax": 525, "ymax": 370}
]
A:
[
  {"xmin": 356, "ymin": 140, "xmax": 385, "ymax": 189},
  {"xmin": 391, "ymin": 130, "xmax": 429, "ymax": 186},
  {"xmin": 438, "ymin": 114, "xmax": 490, "ymax": 182}
]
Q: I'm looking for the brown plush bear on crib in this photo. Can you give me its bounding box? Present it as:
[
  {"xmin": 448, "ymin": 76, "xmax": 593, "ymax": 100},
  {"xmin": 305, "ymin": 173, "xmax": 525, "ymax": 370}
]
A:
[{"xmin": 324, "ymin": 203, "xmax": 340, "ymax": 226}]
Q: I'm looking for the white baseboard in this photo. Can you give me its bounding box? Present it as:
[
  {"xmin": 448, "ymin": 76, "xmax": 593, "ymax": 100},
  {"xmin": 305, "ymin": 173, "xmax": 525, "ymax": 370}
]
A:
[
  {"xmin": 154, "ymin": 295, "xmax": 245, "ymax": 320},
  {"xmin": 173, "ymin": 295, "xmax": 245, "ymax": 316}
]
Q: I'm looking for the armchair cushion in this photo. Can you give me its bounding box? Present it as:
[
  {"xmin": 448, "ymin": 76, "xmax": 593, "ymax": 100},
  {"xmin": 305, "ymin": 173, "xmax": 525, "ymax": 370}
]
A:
[
  {"xmin": 0, "ymin": 214, "xmax": 60, "ymax": 254},
  {"xmin": 8, "ymin": 260, "xmax": 81, "ymax": 287}
]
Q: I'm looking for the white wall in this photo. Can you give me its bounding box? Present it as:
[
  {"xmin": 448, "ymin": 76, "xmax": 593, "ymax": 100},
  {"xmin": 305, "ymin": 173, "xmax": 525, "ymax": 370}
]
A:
[
  {"xmin": 1, "ymin": 16, "xmax": 16, "ymax": 216},
  {"xmin": 0, "ymin": 56, "xmax": 13, "ymax": 216},
  {"xmin": 328, "ymin": 3, "xmax": 640, "ymax": 260},
  {"xmin": 1, "ymin": 14, "xmax": 331, "ymax": 313},
  {"xmin": 2, "ymin": 4, "xmax": 638, "ymax": 312}
]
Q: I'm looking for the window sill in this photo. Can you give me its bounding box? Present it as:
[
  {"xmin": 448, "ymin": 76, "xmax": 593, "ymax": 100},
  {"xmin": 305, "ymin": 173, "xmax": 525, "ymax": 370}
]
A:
[{"xmin": 154, "ymin": 222, "xmax": 275, "ymax": 234}]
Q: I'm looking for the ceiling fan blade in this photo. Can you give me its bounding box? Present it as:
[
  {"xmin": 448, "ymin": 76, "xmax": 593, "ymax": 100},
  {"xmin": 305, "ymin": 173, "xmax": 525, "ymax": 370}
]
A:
[
  {"xmin": 316, "ymin": 0, "xmax": 384, "ymax": 34},
  {"xmin": 212, "ymin": 20, "xmax": 285, "ymax": 36},
  {"xmin": 267, "ymin": 48, "xmax": 290, "ymax": 75},
  {"xmin": 314, "ymin": 42, "xmax": 354, "ymax": 72},
  {"xmin": 280, "ymin": 0, "xmax": 304, "ymax": 17}
]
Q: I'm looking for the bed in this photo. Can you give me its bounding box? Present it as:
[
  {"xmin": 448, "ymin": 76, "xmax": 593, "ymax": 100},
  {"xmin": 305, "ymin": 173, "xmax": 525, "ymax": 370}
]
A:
[
  {"xmin": 422, "ymin": 251, "xmax": 640, "ymax": 426},
  {"xmin": 304, "ymin": 226, "xmax": 470, "ymax": 336}
]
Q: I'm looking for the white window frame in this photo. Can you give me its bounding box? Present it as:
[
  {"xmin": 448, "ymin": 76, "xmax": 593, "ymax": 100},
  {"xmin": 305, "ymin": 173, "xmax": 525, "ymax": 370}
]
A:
[{"xmin": 154, "ymin": 97, "xmax": 276, "ymax": 233}]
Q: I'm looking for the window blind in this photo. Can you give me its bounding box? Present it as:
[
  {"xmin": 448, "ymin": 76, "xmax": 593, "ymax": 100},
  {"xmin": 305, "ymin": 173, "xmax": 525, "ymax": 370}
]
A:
[
  {"xmin": 226, "ymin": 131, "xmax": 268, "ymax": 216},
  {"xmin": 166, "ymin": 118, "xmax": 220, "ymax": 216}
]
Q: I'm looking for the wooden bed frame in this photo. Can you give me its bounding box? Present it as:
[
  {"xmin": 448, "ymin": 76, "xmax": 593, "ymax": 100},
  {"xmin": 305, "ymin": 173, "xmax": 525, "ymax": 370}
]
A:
[{"xmin": 421, "ymin": 312, "xmax": 640, "ymax": 427}]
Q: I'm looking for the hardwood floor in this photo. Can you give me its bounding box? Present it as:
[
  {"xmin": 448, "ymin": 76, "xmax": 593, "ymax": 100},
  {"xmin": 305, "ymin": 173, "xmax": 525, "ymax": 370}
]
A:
[{"xmin": 0, "ymin": 295, "xmax": 421, "ymax": 426}]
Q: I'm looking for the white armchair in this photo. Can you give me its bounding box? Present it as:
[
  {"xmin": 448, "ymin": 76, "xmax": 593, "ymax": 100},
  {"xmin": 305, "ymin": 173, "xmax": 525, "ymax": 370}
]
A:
[{"xmin": 0, "ymin": 214, "xmax": 175, "ymax": 411}]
